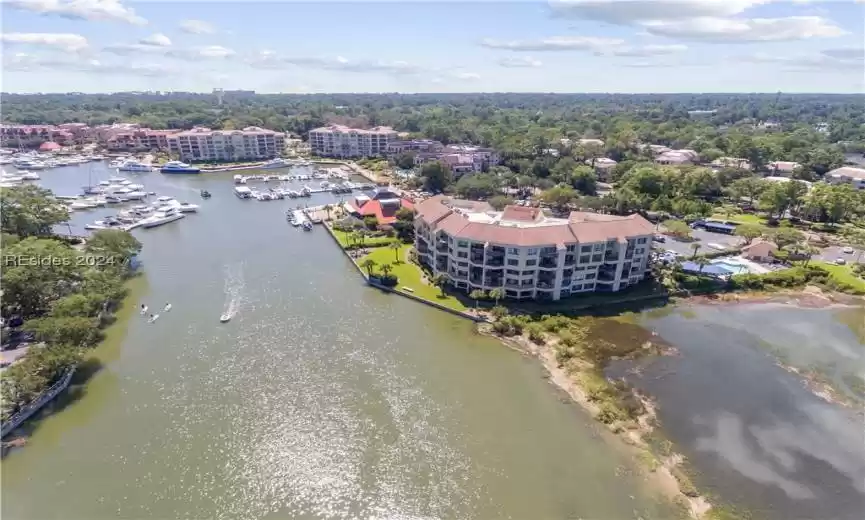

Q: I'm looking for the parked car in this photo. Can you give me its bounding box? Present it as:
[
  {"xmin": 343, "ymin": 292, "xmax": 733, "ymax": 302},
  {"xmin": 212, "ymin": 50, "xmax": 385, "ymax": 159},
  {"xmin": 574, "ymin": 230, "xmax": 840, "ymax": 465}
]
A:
[
  {"xmin": 842, "ymin": 246, "xmax": 854, "ymax": 254},
  {"xmin": 653, "ymin": 235, "xmax": 666, "ymax": 243},
  {"xmin": 835, "ymin": 258, "xmax": 847, "ymax": 265}
]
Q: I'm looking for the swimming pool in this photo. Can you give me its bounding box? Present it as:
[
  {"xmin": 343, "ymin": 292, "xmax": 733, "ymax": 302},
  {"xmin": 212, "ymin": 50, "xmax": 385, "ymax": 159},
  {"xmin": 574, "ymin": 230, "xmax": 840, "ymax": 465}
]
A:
[{"xmin": 712, "ymin": 260, "xmax": 750, "ymax": 274}]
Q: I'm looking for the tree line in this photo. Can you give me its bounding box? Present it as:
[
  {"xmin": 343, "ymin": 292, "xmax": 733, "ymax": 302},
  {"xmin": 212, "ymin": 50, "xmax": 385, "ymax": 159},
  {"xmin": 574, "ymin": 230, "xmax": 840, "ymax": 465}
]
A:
[{"xmin": 0, "ymin": 185, "xmax": 142, "ymax": 422}]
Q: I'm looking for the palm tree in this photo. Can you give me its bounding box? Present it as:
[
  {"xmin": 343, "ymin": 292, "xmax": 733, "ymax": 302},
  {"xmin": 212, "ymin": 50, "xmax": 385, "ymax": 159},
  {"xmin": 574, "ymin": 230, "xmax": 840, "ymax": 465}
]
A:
[
  {"xmin": 323, "ymin": 204, "xmax": 333, "ymax": 221},
  {"xmin": 389, "ymin": 239, "xmax": 402, "ymax": 263},
  {"xmin": 690, "ymin": 243, "xmax": 702, "ymax": 259},
  {"xmin": 432, "ymin": 273, "xmax": 448, "ymax": 296},
  {"xmin": 360, "ymin": 258, "xmax": 377, "ymax": 276},
  {"xmin": 469, "ymin": 289, "xmax": 487, "ymax": 308},
  {"xmin": 379, "ymin": 263, "xmax": 393, "ymax": 278},
  {"xmin": 694, "ymin": 256, "xmax": 710, "ymax": 273},
  {"xmin": 488, "ymin": 288, "xmax": 504, "ymax": 305}
]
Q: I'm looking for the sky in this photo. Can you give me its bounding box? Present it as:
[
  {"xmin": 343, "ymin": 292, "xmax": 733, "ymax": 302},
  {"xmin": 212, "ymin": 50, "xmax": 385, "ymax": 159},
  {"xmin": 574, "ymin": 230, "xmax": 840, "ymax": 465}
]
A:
[{"xmin": 1, "ymin": 0, "xmax": 864, "ymax": 93}]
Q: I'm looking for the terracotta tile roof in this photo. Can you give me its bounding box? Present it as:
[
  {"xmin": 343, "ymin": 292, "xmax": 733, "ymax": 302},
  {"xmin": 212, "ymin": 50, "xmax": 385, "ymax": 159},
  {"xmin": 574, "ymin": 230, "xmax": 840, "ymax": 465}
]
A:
[
  {"xmin": 419, "ymin": 197, "xmax": 653, "ymax": 247},
  {"xmin": 348, "ymin": 197, "xmax": 414, "ymax": 225},
  {"xmin": 501, "ymin": 205, "xmax": 543, "ymax": 223}
]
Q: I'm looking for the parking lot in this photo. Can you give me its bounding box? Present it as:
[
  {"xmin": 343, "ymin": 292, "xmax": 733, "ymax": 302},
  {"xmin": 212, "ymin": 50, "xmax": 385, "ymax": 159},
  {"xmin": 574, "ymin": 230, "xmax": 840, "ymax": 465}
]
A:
[
  {"xmin": 818, "ymin": 246, "xmax": 865, "ymax": 264},
  {"xmin": 654, "ymin": 229, "xmax": 745, "ymax": 257}
]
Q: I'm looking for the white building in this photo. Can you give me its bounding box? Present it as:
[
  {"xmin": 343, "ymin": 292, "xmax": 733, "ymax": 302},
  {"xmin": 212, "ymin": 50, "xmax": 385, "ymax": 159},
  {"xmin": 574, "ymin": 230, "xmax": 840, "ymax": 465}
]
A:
[
  {"xmin": 414, "ymin": 196, "xmax": 654, "ymax": 301},
  {"xmin": 166, "ymin": 126, "xmax": 285, "ymax": 161},
  {"xmin": 308, "ymin": 125, "xmax": 398, "ymax": 158},
  {"xmin": 826, "ymin": 166, "xmax": 865, "ymax": 190}
]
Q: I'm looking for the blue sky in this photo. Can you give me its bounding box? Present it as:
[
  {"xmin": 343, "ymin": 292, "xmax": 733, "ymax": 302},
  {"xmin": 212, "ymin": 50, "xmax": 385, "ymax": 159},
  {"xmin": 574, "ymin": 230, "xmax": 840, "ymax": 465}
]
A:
[{"xmin": 2, "ymin": 1, "xmax": 864, "ymax": 93}]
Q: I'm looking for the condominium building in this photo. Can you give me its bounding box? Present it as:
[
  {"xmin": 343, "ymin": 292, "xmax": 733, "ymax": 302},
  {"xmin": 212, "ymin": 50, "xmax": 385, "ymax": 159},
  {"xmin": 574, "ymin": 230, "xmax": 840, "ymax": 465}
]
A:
[
  {"xmin": 414, "ymin": 196, "xmax": 654, "ymax": 301},
  {"xmin": 308, "ymin": 125, "xmax": 397, "ymax": 158},
  {"xmin": 167, "ymin": 126, "xmax": 285, "ymax": 161}
]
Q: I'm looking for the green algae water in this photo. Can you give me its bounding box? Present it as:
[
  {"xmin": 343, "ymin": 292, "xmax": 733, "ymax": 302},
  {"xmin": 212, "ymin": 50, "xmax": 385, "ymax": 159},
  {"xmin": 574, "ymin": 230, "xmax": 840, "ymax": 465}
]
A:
[{"xmin": 1, "ymin": 165, "xmax": 678, "ymax": 520}]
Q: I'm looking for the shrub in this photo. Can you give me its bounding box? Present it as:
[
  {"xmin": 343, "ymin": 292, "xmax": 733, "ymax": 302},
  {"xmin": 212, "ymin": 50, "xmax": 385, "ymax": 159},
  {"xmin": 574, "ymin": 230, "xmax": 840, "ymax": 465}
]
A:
[
  {"xmin": 526, "ymin": 323, "xmax": 545, "ymax": 344},
  {"xmin": 378, "ymin": 274, "xmax": 398, "ymax": 287}
]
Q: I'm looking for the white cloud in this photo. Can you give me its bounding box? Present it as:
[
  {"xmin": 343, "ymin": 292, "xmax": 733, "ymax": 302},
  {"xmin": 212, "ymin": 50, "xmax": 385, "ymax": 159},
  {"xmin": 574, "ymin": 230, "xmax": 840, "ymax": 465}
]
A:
[
  {"xmin": 103, "ymin": 42, "xmax": 235, "ymax": 60},
  {"xmin": 5, "ymin": 0, "xmax": 146, "ymax": 25},
  {"xmin": 246, "ymin": 51, "xmax": 422, "ymax": 75},
  {"xmin": 643, "ymin": 16, "xmax": 846, "ymax": 42},
  {"xmin": 480, "ymin": 36, "xmax": 624, "ymax": 51},
  {"xmin": 103, "ymin": 43, "xmax": 165, "ymax": 55},
  {"xmin": 4, "ymin": 53, "xmax": 171, "ymax": 76},
  {"xmin": 549, "ymin": 0, "xmax": 769, "ymax": 24},
  {"xmin": 740, "ymin": 48, "xmax": 865, "ymax": 71},
  {"xmin": 139, "ymin": 33, "xmax": 171, "ymax": 47},
  {"xmin": 602, "ymin": 44, "xmax": 688, "ymax": 57},
  {"xmin": 179, "ymin": 19, "xmax": 216, "ymax": 35},
  {"xmin": 498, "ymin": 56, "xmax": 544, "ymax": 68},
  {"xmin": 171, "ymin": 45, "xmax": 235, "ymax": 59},
  {"xmin": 1, "ymin": 32, "xmax": 88, "ymax": 52},
  {"xmin": 550, "ymin": 1, "xmax": 845, "ymax": 43},
  {"xmin": 453, "ymin": 72, "xmax": 481, "ymax": 80}
]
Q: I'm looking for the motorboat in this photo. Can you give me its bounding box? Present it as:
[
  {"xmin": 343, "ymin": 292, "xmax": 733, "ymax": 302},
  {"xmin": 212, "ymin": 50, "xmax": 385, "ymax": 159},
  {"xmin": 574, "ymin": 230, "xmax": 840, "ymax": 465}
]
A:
[
  {"xmin": 81, "ymin": 197, "xmax": 107, "ymax": 207},
  {"xmin": 148, "ymin": 314, "xmax": 160, "ymax": 323},
  {"xmin": 233, "ymin": 174, "xmax": 244, "ymax": 184},
  {"xmin": 200, "ymin": 189, "xmax": 212, "ymax": 198},
  {"xmin": 160, "ymin": 161, "xmax": 201, "ymax": 174},
  {"xmin": 21, "ymin": 172, "xmax": 41, "ymax": 180},
  {"xmin": 141, "ymin": 207, "xmax": 185, "ymax": 228},
  {"xmin": 219, "ymin": 314, "xmax": 231, "ymax": 323},
  {"xmin": 104, "ymin": 195, "xmax": 124, "ymax": 204},
  {"xmin": 299, "ymin": 187, "xmax": 311, "ymax": 197},
  {"xmin": 84, "ymin": 218, "xmax": 124, "ymax": 230},
  {"xmin": 302, "ymin": 221, "xmax": 313, "ymax": 231},
  {"xmin": 98, "ymin": 180, "xmax": 111, "ymax": 186},
  {"xmin": 234, "ymin": 186, "xmax": 252, "ymax": 199},
  {"xmin": 117, "ymin": 161, "xmax": 152, "ymax": 172},
  {"xmin": 69, "ymin": 201, "xmax": 99, "ymax": 210},
  {"xmin": 124, "ymin": 191, "xmax": 147, "ymax": 200},
  {"xmin": 171, "ymin": 201, "xmax": 199, "ymax": 213},
  {"xmin": 108, "ymin": 176, "xmax": 127, "ymax": 183},
  {"xmin": 260, "ymin": 158, "xmax": 292, "ymax": 169}
]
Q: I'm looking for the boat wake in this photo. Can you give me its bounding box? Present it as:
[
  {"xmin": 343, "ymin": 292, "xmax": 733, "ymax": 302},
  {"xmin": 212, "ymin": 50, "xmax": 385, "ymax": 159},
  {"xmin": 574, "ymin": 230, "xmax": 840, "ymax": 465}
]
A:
[{"xmin": 221, "ymin": 263, "xmax": 245, "ymax": 321}]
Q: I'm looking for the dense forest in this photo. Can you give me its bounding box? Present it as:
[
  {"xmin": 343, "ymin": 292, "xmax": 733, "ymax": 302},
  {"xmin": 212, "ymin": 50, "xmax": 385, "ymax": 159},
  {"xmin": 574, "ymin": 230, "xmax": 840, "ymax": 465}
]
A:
[{"xmin": 2, "ymin": 93, "xmax": 864, "ymax": 152}]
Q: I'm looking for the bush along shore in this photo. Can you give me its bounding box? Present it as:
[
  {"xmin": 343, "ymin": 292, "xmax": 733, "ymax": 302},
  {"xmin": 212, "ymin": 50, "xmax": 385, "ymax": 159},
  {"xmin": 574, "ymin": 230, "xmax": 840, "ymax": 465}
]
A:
[
  {"xmin": 0, "ymin": 185, "xmax": 142, "ymax": 431},
  {"xmin": 480, "ymin": 309, "xmax": 724, "ymax": 519}
]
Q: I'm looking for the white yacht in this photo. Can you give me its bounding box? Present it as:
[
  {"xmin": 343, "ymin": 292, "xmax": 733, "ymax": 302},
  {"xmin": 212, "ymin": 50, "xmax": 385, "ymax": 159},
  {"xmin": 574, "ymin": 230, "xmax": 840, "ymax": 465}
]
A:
[
  {"xmin": 260, "ymin": 158, "xmax": 292, "ymax": 169},
  {"xmin": 108, "ymin": 176, "xmax": 128, "ymax": 183},
  {"xmin": 234, "ymin": 186, "xmax": 252, "ymax": 199},
  {"xmin": 233, "ymin": 174, "xmax": 244, "ymax": 184},
  {"xmin": 20, "ymin": 172, "xmax": 41, "ymax": 180},
  {"xmin": 141, "ymin": 207, "xmax": 185, "ymax": 228},
  {"xmin": 117, "ymin": 160, "xmax": 152, "ymax": 173},
  {"xmin": 124, "ymin": 191, "xmax": 147, "ymax": 200},
  {"xmin": 69, "ymin": 200, "xmax": 99, "ymax": 210}
]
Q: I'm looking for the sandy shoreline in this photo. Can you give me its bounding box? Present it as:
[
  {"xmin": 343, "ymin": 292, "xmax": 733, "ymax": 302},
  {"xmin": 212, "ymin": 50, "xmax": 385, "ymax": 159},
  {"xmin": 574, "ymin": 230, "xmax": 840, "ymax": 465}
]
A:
[{"xmin": 479, "ymin": 325, "xmax": 712, "ymax": 518}]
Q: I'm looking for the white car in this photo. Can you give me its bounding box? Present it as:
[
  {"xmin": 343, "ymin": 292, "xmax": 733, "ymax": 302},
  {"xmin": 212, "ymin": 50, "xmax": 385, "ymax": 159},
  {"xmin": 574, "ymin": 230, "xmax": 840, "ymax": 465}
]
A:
[
  {"xmin": 834, "ymin": 258, "xmax": 847, "ymax": 265},
  {"xmin": 842, "ymin": 246, "xmax": 854, "ymax": 254}
]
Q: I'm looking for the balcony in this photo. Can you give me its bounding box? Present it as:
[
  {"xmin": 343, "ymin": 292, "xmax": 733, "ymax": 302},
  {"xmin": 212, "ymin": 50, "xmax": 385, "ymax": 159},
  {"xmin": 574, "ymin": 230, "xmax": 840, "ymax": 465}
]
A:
[
  {"xmin": 485, "ymin": 257, "xmax": 504, "ymax": 267},
  {"xmin": 470, "ymin": 254, "xmax": 484, "ymax": 264},
  {"xmin": 449, "ymin": 271, "xmax": 467, "ymax": 281},
  {"xmin": 484, "ymin": 278, "xmax": 504, "ymax": 287},
  {"xmin": 536, "ymin": 281, "xmax": 554, "ymax": 290},
  {"xmin": 604, "ymin": 252, "xmax": 620, "ymax": 262},
  {"xmin": 564, "ymin": 255, "xmax": 576, "ymax": 266},
  {"xmin": 539, "ymin": 259, "xmax": 558, "ymax": 269},
  {"xmin": 562, "ymin": 278, "xmax": 572, "ymax": 287}
]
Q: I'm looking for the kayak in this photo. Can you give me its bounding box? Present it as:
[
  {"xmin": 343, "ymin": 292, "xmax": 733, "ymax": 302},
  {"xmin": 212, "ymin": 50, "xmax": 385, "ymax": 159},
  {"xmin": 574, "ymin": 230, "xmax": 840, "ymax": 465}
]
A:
[
  {"xmin": 164, "ymin": 304, "xmax": 172, "ymax": 312},
  {"xmin": 148, "ymin": 314, "xmax": 160, "ymax": 323},
  {"xmin": 140, "ymin": 306, "xmax": 148, "ymax": 315}
]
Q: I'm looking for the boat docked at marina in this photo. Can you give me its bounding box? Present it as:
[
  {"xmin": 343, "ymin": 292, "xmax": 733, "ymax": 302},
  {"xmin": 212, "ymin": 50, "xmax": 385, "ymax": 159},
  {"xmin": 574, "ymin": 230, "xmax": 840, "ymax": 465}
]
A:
[
  {"xmin": 140, "ymin": 207, "xmax": 185, "ymax": 228},
  {"xmin": 160, "ymin": 161, "xmax": 201, "ymax": 174},
  {"xmin": 117, "ymin": 160, "xmax": 153, "ymax": 172},
  {"xmin": 234, "ymin": 186, "xmax": 252, "ymax": 199},
  {"xmin": 233, "ymin": 174, "xmax": 247, "ymax": 184},
  {"xmin": 260, "ymin": 158, "xmax": 293, "ymax": 169}
]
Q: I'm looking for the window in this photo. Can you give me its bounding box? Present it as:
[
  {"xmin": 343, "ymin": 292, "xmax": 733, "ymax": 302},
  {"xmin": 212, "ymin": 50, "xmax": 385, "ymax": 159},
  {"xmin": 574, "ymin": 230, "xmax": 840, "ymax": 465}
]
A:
[
  {"xmin": 526, "ymin": 259, "xmax": 537, "ymax": 266},
  {"xmin": 507, "ymin": 247, "xmax": 519, "ymax": 255},
  {"xmin": 585, "ymin": 273, "xmax": 596, "ymax": 280},
  {"xmin": 637, "ymin": 237, "xmax": 648, "ymax": 244},
  {"xmin": 506, "ymin": 278, "xmax": 519, "ymax": 285},
  {"xmin": 506, "ymin": 269, "xmax": 520, "ymax": 275},
  {"xmin": 458, "ymin": 261, "xmax": 468, "ymax": 267},
  {"xmin": 457, "ymin": 240, "xmax": 469, "ymax": 248},
  {"xmin": 566, "ymin": 244, "xmax": 576, "ymax": 252},
  {"xmin": 573, "ymin": 284, "xmax": 582, "ymax": 291},
  {"xmin": 581, "ymin": 245, "xmax": 592, "ymax": 253},
  {"xmin": 527, "ymin": 248, "xmax": 539, "ymax": 256},
  {"xmin": 591, "ymin": 254, "xmax": 603, "ymax": 263},
  {"xmin": 522, "ymin": 270, "xmax": 535, "ymax": 276},
  {"xmin": 457, "ymin": 251, "xmax": 468, "ymax": 259},
  {"xmin": 594, "ymin": 244, "xmax": 604, "ymax": 252},
  {"xmin": 519, "ymin": 291, "xmax": 532, "ymax": 297},
  {"xmin": 635, "ymin": 247, "xmax": 645, "ymax": 255},
  {"xmin": 507, "ymin": 259, "xmax": 519, "ymax": 266}
]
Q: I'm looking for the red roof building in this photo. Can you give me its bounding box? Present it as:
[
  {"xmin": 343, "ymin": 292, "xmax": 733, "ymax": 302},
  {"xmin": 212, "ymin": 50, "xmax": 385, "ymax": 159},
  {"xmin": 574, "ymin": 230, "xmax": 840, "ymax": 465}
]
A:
[
  {"xmin": 39, "ymin": 141, "xmax": 62, "ymax": 151},
  {"xmin": 346, "ymin": 187, "xmax": 414, "ymax": 225}
]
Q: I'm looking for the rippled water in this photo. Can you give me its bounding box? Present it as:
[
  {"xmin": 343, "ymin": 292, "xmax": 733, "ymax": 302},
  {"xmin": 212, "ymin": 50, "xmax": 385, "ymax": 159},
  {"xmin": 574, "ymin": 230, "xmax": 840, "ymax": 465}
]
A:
[
  {"xmin": 2, "ymin": 165, "xmax": 677, "ymax": 520},
  {"xmin": 608, "ymin": 304, "xmax": 865, "ymax": 520}
]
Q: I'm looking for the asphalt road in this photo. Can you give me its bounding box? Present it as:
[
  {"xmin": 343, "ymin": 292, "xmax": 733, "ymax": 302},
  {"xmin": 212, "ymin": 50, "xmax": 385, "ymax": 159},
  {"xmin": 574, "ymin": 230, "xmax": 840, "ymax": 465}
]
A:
[
  {"xmin": 818, "ymin": 246, "xmax": 865, "ymax": 264},
  {"xmin": 655, "ymin": 229, "xmax": 745, "ymax": 257}
]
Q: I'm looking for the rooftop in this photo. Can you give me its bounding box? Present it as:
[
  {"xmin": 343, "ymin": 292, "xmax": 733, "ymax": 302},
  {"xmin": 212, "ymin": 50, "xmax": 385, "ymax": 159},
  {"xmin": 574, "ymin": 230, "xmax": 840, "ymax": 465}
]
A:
[
  {"xmin": 827, "ymin": 166, "xmax": 865, "ymax": 180},
  {"xmin": 416, "ymin": 196, "xmax": 652, "ymax": 247},
  {"xmin": 310, "ymin": 124, "xmax": 396, "ymax": 135}
]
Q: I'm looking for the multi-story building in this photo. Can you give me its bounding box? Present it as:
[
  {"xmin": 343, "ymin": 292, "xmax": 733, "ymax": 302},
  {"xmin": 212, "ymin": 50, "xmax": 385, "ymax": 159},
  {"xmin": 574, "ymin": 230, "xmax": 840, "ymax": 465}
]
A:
[
  {"xmin": 386, "ymin": 139, "xmax": 443, "ymax": 155},
  {"xmin": 826, "ymin": 166, "xmax": 865, "ymax": 190},
  {"xmin": 414, "ymin": 196, "xmax": 654, "ymax": 301},
  {"xmin": 0, "ymin": 125, "xmax": 78, "ymax": 146},
  {"xmin": 107, "ymin": 129, "xmax": 178, "ymax": 151},
  {"xmin": 167, "ymin": 126, "xmax": 285, "ymax": 161},
  {"xmin": 308, "ymin": 125, "xmax": 397, "ymax": 158}
]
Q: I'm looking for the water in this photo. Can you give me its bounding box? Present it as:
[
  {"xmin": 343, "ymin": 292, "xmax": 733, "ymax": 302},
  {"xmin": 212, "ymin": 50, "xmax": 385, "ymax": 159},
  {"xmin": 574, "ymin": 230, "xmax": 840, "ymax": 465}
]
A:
[
  {"xmin": 2, "ymin": 164, "xmax": 677, "ymax": 520},
  {"xmin": 608, "ymin": 304, "xmax": 865, "ymax": 520}
]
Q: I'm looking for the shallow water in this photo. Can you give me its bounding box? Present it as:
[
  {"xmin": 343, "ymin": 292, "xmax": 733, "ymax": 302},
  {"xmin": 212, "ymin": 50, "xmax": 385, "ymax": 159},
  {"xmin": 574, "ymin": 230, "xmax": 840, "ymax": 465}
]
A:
[
  {"xmin": 609, "ymin": 303, "xmax": 865, "ymax": 520},
  {"xmin": 2, "ymin": 165, "xmax": 678, "ymax": 520}
]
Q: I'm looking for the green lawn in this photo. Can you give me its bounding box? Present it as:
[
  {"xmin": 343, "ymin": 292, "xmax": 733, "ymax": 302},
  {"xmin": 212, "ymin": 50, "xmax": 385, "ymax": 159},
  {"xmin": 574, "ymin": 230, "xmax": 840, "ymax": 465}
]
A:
[
  {"xmin": 810, "ymin": 261, "xmax": 865, "ymax": 292},
  {"xmin": 330, "ymin": 228, "xmax": 393, "ymax": 249},
  {"xmin": 358, "ymin": 245, "xmax": 468, "ymax": 312},
  {"xmin": 712, "ymin": 213, "xmax": 765, "ymax": 225}
]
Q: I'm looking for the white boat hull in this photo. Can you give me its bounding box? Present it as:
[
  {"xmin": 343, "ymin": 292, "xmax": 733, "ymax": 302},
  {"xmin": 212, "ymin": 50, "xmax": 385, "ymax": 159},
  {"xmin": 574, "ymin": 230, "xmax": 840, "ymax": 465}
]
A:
[{"xmin": 142, "ymin": 213, "xmax": 185, "ymax": 228}]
